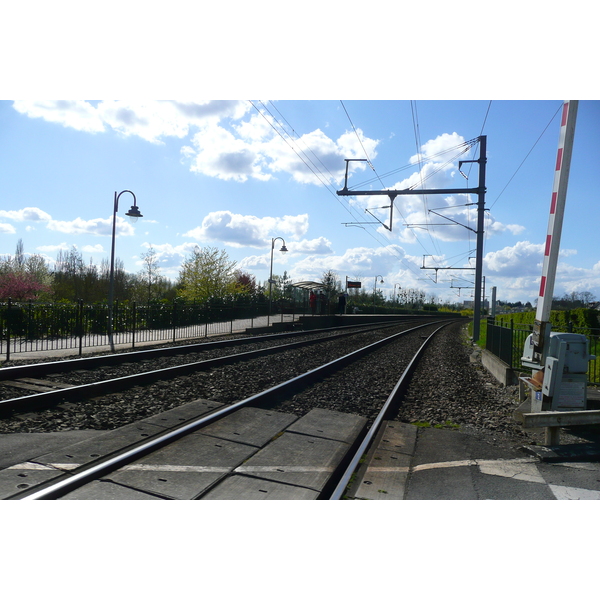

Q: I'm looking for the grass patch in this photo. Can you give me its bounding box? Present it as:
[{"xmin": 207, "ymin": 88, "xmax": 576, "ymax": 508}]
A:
[
  {"xmin": 467, "ymin": 318, "xmax": 488, "ymax": 349},
  {"xmin": 412, "ymin": 420, "xmax": 460, "ymax": 429},
  {"xmin": 434, "ymin": 420, "xmax": 460, "ymax": 429}
]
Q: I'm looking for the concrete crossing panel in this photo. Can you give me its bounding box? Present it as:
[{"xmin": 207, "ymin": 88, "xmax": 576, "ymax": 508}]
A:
[
  {"xmin": 101, "ymin": 432, "xmax": 258, "ymax": 498},
  {"xmin": 32, "ymin": 422, "xmax": 168, "ymax": 470},
  {"xmin": 201, "ymin": 474, "xmax": 320, "ymax": 500},
  {"xmin": 104, "ymin": 466, "xmax": 229, "ymax": 500},
  {"xmin": 285, "ymin": 407, "xmax": 367, "ymax": 443},
  {"xmin": 198, "ymin": 407, "xmax": 298, "ymax": 447},
  {"xmin": 61, "ymin": 480, "xmax": 161, "ymax": 500},
  {"xmin": 375, "ymin": 421, "xmax": 417, "ymax": 455},
  {"xmin": 139, "ymin": 399, "xmax": 223, "ymax": 429},
  {"xmin": 353, "ymin": 450, "xmax": 412, "ymax": 500},
  {"xmin": 0, "ymin": 463, "xmax": 64, "ymax": 499},
  {"xmin": 233, "ymin": 431, "xmax": 350, "ymax": 491}
]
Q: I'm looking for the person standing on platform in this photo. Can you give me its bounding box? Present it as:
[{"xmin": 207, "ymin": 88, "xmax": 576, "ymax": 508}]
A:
[
  {"xmin": 337, "ymin": 292, "xmax": 347, "ymax": 315},
  {"xmin": 318, "ymin": 291, "xmax": 326, "ymax": 315},
  {"xmin": 309, "ymin": 290, "xmax": 317, "ymax": 316}
]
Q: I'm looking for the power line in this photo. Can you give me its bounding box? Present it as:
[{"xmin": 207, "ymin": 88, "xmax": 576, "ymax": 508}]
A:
[
  {"xmin": 248, "ymin": 100, "xmax": 424, "ymax": 279},
  {"xmin": 340, "ymin": 100, "xmax": 386, "ymax": 188},
  {"xmin": 489, "ymin": 101, "xmax": 563, "ymax": 210},
  {"xmin": 410, "ymin": 100, "xmax": 444, "ymax": 262}
]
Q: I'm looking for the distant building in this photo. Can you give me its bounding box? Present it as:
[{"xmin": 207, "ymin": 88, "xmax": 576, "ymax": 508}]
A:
[{"xmin": 463, "ymin": 299, "xmax": 489, "ymax": 310}]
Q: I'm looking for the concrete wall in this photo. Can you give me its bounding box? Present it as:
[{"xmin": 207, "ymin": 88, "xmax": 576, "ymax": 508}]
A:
[{"xmin": 481, "ymin": 348, "xmax": 518, "ymax": 386}]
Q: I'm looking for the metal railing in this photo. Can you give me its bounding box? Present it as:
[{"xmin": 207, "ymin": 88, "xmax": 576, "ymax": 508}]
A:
[
  {"xmin": 0, "ymin": 299, "xmax": 307, "ymax": 361},
  {"xmin": 485, "ymin": 318, "xmax": 599, "ymax": 384}
]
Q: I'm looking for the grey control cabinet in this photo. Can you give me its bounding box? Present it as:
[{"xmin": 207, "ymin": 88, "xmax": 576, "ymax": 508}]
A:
[{"xmin": 521, "ymin": 332, "xmax": 595, "ymax": 411}]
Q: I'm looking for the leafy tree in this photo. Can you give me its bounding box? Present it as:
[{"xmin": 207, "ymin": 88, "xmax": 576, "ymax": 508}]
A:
[
  {"xmin": 176, "ymin": 246, "xmax": 241, "ymax": 303},
  {"xmin": 53, "ymin": 246, "xmax": 87, "ymax": 300},
  {"xmin": 234, "ymin": 270, "xmax": 257, "ymax": 296},
  {"xmin": 320, "ymin": 269, "xmax": 342, "ymax": 301},
  {"xmin": 0, "ymin": 239, "xmax": 53, "ymax": 300},
  {"xmin": 130, "ymin": 247, "xmax": 175, "ymax": 304},
  {"xmin": 0, "ymin": 271, "xmax": 52, "ymax": 300},
  {"xmin": 553, "ymin": 291, "xmax": 597, "ymax": 310}
]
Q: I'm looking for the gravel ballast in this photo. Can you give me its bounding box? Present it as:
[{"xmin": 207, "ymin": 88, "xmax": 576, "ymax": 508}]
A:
[{"xmin": 0, "ymin": 320, "xmax": 579, "ymax": 448}]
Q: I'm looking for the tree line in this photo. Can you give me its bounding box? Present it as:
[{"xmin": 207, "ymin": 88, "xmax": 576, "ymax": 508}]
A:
[
  {"xmin": 0, "ymin": 240, "xmax": 269, "ymax": 305},
  {"xmin": 1, "ymin": 239, "xmax": 458, "ymax": 312}
]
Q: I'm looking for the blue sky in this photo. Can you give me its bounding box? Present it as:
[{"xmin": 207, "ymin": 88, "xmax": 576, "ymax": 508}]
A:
[
  {"xmin": 1, "ymin": 3, "xmax": 598, "ymax": 306},
  {"xmin": 1, "ymin": 99, "xmax": 598, "ymax": 305}
]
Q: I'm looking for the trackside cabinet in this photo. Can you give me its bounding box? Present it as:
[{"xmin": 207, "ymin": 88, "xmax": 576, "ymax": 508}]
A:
[{"xmin": 521, "ymin": 331, "xmax": 595, "ymax": 411}]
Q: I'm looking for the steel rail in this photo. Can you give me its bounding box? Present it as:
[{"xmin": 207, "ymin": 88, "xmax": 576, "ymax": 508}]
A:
[
  {"xmin": 326, "ymin": 323, "xmax": 449, "ymax": 500},
  {"xmin": 0, "ymin": 319, "xmax": 425, "ymax": 381},
  {"xmin": 18, "ymin": 320, "xmax": 444, "ymax": 500},
  {"xmin": 0, "ymin": 320, "xmax": 437, "ymax": 416}
]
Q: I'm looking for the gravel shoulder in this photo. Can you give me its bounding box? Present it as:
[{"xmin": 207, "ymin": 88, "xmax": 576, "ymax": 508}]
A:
[{"xmin": 400, "ymin": 322, "xmax": 599, "ymax": 452}]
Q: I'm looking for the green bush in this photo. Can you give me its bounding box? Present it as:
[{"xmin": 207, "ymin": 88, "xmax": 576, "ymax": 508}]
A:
[{"xmin": 496, "ymin": 309, "xmax": 599, "ymax": 335}]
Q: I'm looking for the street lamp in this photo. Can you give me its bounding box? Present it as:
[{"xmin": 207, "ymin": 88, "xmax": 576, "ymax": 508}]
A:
[
  {"xmin": 108, "ymin": 190, "xmax": 143, "ymax": 352},
  {"xmin": 373, "ymin": 275, "xmax": 384, "ymax": 314},
  {"xmin": 268, "ymin": 237, "xmax": 288, "ymax": 325}
]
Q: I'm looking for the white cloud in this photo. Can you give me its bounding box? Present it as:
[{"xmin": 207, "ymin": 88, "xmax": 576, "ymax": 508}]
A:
[
  {"xmin": 287, "ymin": 244, "xmax": 407, "ymax": 281},
  {"xmin": 138, "ymin": 241, "xmax": 199, "ymax": 272},
  {"xmin": 349, "ymin": 132, "xmax": 524, "ymax": 245},
  {"xmin": 261, "ymin": 127, "xmax": 378, "ymax": 185},
  {"xmin": 12, "ymin": 101, "xmax": 105, "ymax": 133},
  {"xmin": 0, "ymin": 207, "xmax": 52, "ymax": 221},
  {"xmin": 505, "ymin": 224, "xmax": 526, "ymax": 235},
  {"xmin": 183, "ymin": 119, "xmax": 379, "ymax": 184},
  {"xmin": 409, "ymin": 132, "xmax": 467, "ymax": 165},
  {"xmin": 287, "ymin": 237, "xmax": 333, "ymax": 255},
  {"xmin": 98, "ymin": 101, "xmax": 249, "ymax": 144},
  {"xmin": 46, "ymin": 216, "xmax": 134, "ymax": 237},
  {"xmin": 81, "ymin": 244, "xmax": 105, "ymax": 253},
  {"xmin": 11, "ymin": 100, "xmax": 250, "ymax": 144},
  {"xmin": 36, "ymin": 243, "xmax": 70, "ymax": 252},
  {"xmin": 477, "ymin": 240, "xmax": 600, "ymax": 303},
  {"xmin": 237, "ymin": 236, "xmax": 334, "ymax": 274},
  {"xmin": 484, "ymin": 241, "xmax": 543, "ymax": 276},
  {"xmin": 182, "ymin": 211, "xmax": 309, "ymax": 247},
  {"xmin": 11, "ymin": 100, "xmax": 378, "ymax": 185},
  {"xmin": 182, "ymin": 122, "xmax": 268, "ymax": 182},
  {"xmin": 0, "ymin": 206, "xmax": 144, "ymax": 241}
]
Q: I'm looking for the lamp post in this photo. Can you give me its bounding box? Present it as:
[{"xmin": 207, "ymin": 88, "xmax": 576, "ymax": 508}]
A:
[
  {"xmin": 108, "ymin": 190, "xmax": 143, "ymax": 352},
  {"xmin": 373, "ymin": 275, "xmax": 384, "ymax": 314},
  {"xmin": 268, "ymin": 237, "xmax": 288, "ymax": 325}
]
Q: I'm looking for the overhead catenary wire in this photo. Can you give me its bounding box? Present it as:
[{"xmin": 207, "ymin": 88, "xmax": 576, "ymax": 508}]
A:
[
  {"xmin": 410, "ymin": 100, "xmax": 445, "ymax": 263},
  {"xmin": 338, "ymin": 100, "xmax": 443, "ymax": 281},
  {"xmin": 477, "ymin": 102, "xmax": 562, "ymax": 295},
  {"xmin": 339, "ymin": 101, "xmax": 483, "ymax": 291},
  {"xmin": 336, "ymin": 101, "xmax": 481, "ymax": 286},
  {"xmin": 340, "ymin": 100, "xmax": 386, "ymax": 188},
  {"xmin": 248, "ymin": 100, "xmax": 426, "ymax": 280},
  {"xmin": 488, "ymin": 101, "xmax": 563, "ymax": 210}
]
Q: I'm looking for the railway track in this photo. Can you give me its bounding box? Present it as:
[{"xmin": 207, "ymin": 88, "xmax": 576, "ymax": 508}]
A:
[
  {"xmin": 1, "ymin": 319, "xmax": 454, "ymax": 499},
  {"xmin": 0, "ymin": 319, "xmax": 435, "ymax": 416}
]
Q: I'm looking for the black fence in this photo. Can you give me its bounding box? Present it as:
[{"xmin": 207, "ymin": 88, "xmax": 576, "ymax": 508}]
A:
[
  {"xmin": 0, "ymin": 298, "xmax": 306, "ymax": 361},
  {"xmin": 485, "ymin": 317, "xmax": 599, "ymax": 384}
]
